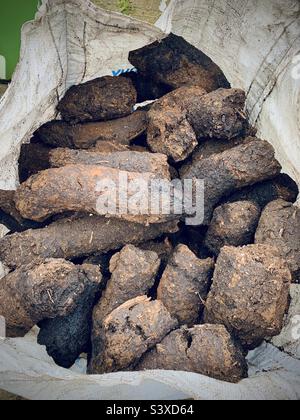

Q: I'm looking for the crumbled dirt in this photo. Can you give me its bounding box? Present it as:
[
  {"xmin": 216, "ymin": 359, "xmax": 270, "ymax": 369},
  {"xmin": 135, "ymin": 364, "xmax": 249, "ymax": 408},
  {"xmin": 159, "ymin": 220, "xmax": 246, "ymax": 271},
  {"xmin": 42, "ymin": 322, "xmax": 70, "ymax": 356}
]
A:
[
  {"xmin": 204, "ymin": 244, "xmax": 291, "ymax": 349},
  {"xmin": 57, "ymin": 76, "xmax": 137, "ymax": 124},
  {"xmin": 157, "ymin": 245, "xmax": 214, "ymax": 326},
  {"xmin": 255, "ymin": 200, "xmax": 300, "ymax": 282},
  {"xmin": 136, "ymin": 324, "xmax": 248, "ymax": 383},
  {"xmin": 205, "ymin": 201, "xmax": 261, "ymax": 255}
]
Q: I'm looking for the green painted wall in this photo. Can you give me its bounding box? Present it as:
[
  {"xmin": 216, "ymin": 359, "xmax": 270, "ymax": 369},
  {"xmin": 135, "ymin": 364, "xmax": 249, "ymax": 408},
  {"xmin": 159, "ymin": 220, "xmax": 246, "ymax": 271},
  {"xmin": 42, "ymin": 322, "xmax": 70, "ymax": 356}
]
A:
[{"xmin": 0, "ymin": 0, "xmax": 39, "ymax": 79}]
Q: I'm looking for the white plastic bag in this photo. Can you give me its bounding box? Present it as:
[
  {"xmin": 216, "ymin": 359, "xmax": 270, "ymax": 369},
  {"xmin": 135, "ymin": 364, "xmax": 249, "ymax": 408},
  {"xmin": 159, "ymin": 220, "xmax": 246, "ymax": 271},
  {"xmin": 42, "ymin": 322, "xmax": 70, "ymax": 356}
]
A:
[{"xmin": 0, "ymin": 0, "xmax": 299, "ymax": 400}]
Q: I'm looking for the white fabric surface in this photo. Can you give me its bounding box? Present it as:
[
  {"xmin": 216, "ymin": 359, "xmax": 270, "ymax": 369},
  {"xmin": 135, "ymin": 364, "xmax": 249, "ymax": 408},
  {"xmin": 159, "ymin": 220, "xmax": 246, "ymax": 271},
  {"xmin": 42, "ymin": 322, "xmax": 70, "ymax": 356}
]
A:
[{"xmin": 0, "ymin": 0, "xmax": 299, "ymax": 400}]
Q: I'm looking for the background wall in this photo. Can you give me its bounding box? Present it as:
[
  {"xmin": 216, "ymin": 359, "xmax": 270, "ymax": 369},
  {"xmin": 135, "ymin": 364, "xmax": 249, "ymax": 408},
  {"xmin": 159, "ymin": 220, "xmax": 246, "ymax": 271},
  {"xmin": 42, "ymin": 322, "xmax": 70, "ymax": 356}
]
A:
[
  {"xmin": 0, "ymin": 1, "xmax": 167, "ymax": 81},
  {"xmin": 93, "ymin": 0, "xmax": 168, "ymax": 24},
  {"xmin": 0, "ymin": 0, "xmax": 39, "ymax": 80}
]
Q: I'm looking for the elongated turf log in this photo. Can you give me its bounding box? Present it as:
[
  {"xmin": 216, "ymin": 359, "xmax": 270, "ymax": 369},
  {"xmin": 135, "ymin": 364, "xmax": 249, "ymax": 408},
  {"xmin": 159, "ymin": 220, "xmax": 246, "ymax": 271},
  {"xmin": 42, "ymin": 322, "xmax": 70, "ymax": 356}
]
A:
[
  {"xmin": 129, "ymin": 34, "xmax": 230, "ymax": 92},
  {"xmin": 15, "ymin": 164, "xmax": 174, "ymax": 224},
  {"xmin": 204, "ymin": 201, "xmax": 261, "ymax": 255},
  {"xmin": 255, "ymin": 200, "xmax": 300, "ymax": 281},
  {"xmin": 0, "ymin": 259, "xmax": 102, "ymax": 337},
  {"xmin": 181, "ymin": 139, "xmax": 281, "ymax": 224},
  {"xmin": 57, "ymin": 76, "xmax": 137, "ymax": 124},
  {"xmin": 0, "ymin": 215, "xmax": 179, "ymax": 270},
  {"xmin": 189, "ymin": 136, "xmax": 253, "ymax": 163},
  {"xmin": 36, "ymin": 111, "xmax": 147, "ymax": 149},
  {"xmin": 49, "ymin": 149, "xmax": 170, "ymax": 179},
  {"xmin": 223, "ymin": 174, "xmax": 299, "ymax": 209},
  {"xmin": 90, "ymin": 245, "xmax": 161, "ymax": 373},
  {"xmin": 157, "ymin": 245, "xmax": 214, "ymax": 326},
  {"xmin": 0, "ymin": 190, "xmax": 43, "ymax": 232}
]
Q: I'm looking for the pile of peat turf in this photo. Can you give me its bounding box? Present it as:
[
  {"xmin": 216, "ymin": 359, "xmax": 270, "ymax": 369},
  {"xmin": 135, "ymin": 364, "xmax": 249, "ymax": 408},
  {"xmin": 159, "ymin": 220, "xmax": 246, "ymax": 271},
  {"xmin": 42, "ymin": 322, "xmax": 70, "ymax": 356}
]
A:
[{"xmin": 0, "ymin": 34, "xmax": 299, "ymax": 383}]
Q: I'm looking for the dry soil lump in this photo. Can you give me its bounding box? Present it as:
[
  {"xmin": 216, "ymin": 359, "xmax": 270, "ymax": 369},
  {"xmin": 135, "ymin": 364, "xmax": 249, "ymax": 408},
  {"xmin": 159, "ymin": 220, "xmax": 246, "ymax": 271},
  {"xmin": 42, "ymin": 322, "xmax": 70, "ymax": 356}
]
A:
[
  {"xmin": 181, "ymin": 139, "xmax": 281, "ymax": 224},
  {"xmin": 255, "ymin": 199, "xmax": 300, "ymax": 282},
  {"xmin": 90, "ymin": 245, "xmax": 161, "ymax": 373},
  {"xmin": 157, "ymin": 244, "xmax": 214, "ymax": 326},
  {"xmin": 136, "ymin": 324, "xmax": 248, "ymax": 383},
  {"xmin": 204, "ymin": 244, "xmax": 291, "ymax": 349},
  {"xmin": 37, "ymin": 266, "xmax": 103, "ymax": 369},
  {"xmin": 205, "ymin": 201, "xmax": 261, "ymax": 255},
  {"xmin": 92, "ymin": 296, "xmax": 178, "ymax": 374},
  {"xmin": 0, "ymin": 259, "xmax": 102, "ymax": 338},
  {"xmin": 57, "ymin": 76, "xmax": 137, "ymax": 124},
  {"xmin": 129, "ymin": 33, "xmax": 230, "ymax": 92}
]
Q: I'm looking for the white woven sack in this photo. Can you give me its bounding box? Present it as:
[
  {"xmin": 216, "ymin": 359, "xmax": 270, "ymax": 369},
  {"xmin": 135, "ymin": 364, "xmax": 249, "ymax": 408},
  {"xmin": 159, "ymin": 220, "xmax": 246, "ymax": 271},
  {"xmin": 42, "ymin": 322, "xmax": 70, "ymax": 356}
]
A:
[{"xmin": 0, "ymin": 0, "xmax": 299, "ymax": 400}]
